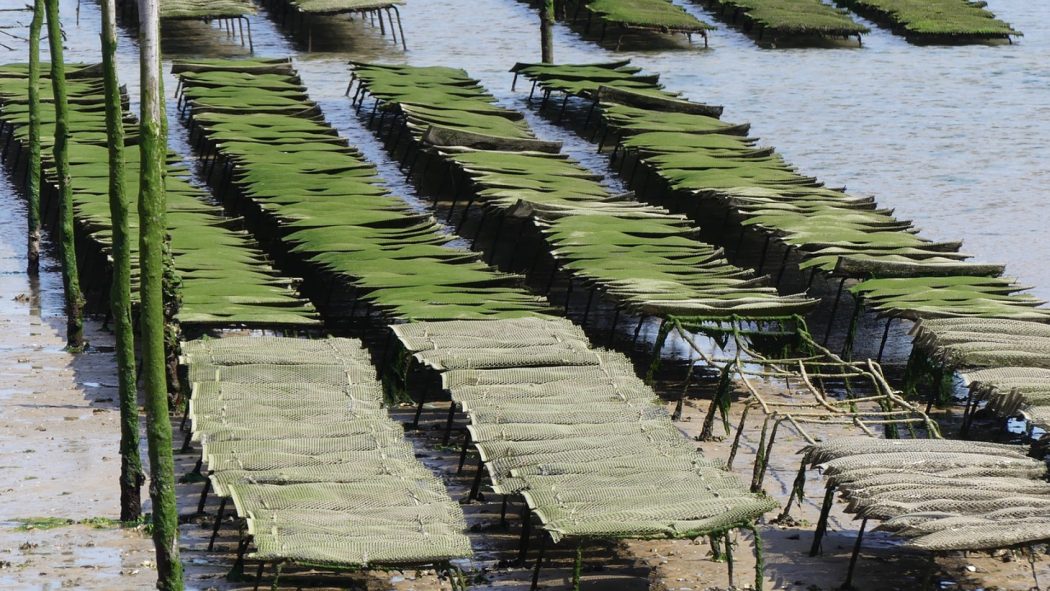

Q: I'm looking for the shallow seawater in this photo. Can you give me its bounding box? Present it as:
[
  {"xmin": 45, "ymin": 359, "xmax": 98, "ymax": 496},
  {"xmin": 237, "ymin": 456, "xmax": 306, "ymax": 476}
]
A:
[
  {"xmin": 2, "ymin": 0, "xmax": 1047, "ymax": 302},
  {"xmin": 248, "ymin": 0, "xmax": 1049, "ymax": 301}
]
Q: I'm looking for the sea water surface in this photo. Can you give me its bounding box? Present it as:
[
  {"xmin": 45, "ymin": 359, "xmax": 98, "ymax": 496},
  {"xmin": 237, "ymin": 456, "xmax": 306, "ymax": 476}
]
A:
[{"xmin": 1, "ymin": 0, "xmax": 1048, "ymax": 298}]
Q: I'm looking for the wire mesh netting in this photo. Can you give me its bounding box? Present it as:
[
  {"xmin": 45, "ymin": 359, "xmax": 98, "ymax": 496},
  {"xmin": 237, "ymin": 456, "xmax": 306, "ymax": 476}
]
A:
[
  {"xmin": 0, "ymin": 64, "xmax": 320, "ymax": 330},
  {"xmin": 802, "ymin": 437, "xmax": 1050, "ymax": 551},
  {"xmin": 172, "ymin": 59, "xmax": 551, "ymax": 323},
  {"xmin": 910, "ymin": 318, "xmax": 1050, "ymax": 430},
  {"xmin": 511, "ymin": 60, "xmax": 1048, "ymax": 323},
  {"xmin": 183, "ymin": 336, "xmax": 472, "ymax": 567},
  {"xmin": 349, "ymin": 62, "xmax": 818, "ymax": 321},
  {"xmin": 394, "ymin": 317, "xmax": 777, "ymax": 542}
]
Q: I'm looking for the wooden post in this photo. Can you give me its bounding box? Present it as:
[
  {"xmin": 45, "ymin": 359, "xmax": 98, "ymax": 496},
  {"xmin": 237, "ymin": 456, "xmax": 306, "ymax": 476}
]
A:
[
  {"xmin": 843, "ymin": 517, "xmax": 868, "ymax": 590},
  {"xmin": 810, "ymin": 485, "xmax": 836, "ymax": 557},
  {"xmin": 100, "ymin": 0, "xmax": 144, "ymax": 522},
  {"xmin": 540, "ymin": 0, "xmax": 554, "ymax": 63},
  {"xmin": 26, "ymin": 0, "xmax": 44, "ymax": 276},
  {"xmin": 724, "ymin": 532, "xmax": 735, "ymax": 588},
  {"xmin": 45, "ymin": 0, "xmax": 86, "ymax": 349},
  {"xmin": 138, "ymin": 0, "xmax": 183, "ymax": 587},
  {"xmin": 749, "ymin": 525, "xmax": 765, "ymax": 591}
]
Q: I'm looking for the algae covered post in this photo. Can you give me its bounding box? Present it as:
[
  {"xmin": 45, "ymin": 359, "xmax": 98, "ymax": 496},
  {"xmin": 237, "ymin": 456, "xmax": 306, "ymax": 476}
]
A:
[
  {"xmin": 26, "ymin": 0, "xmax": 43, "ymax": 276},
  {"xmin": 101, "ymin": 0, "xmax": 144, "ymax": 522},
  {"xmin": 44, "ymin": 0, "xmax": 85, "ymax": 349},
  {"xmin": 137, "ymin": 0, "xmax": 183, "ymax": 587},
  {"xmin": 541, "ymin": 0, "xmax": 554, "ymax": 63}
]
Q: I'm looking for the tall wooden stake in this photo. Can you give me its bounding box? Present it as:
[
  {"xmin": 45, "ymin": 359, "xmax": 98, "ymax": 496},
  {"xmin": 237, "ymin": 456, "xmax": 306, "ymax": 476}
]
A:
[
  {"xmin": 45, "ymin": 0, "xmax": 85, "ymax": 349},
  {"xmin": 101, "ymin": 0, "xmax": 143, "ymax": 522},
  {"xmin": 138, "ymin": 0, "xmax": 183, "ymax": 587},
  {"xmin": 26, "ymin": 0, "xmax": 44, "ymax": 276},
  {"xmin": 541, "ymin": 0, "xmax": 554, "ymax": 63}
]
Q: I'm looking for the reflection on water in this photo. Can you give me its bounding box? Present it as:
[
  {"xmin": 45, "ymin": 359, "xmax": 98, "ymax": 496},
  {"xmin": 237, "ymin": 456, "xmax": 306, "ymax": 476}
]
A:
[{"xmin": 0, "ymin": 172, "xmax": 64, "ymax": 324}]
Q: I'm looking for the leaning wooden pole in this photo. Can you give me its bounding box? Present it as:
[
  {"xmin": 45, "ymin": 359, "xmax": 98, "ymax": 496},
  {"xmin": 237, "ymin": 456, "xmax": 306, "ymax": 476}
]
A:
[
  {"xmin": 540, "ymin": 0, "xmax": 554, "ymax": 63},
  {"xmin": 101, "ymin": 0, "xmax": 144, "ymax": 522},
  {"xmin": 26, "ymin": 0, "xmax": 44, "ymax": 276},
  {"xmin": 137, "ymin": 0, "xmax": 183, "ymax": 587},
  {"xmin": 44, "ymin": 0, "xmax": 86, "ymax": 349}
]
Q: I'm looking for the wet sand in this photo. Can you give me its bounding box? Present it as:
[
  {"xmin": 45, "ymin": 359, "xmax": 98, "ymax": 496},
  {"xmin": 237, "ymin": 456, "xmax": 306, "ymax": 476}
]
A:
[{"xmin": 0, "ymin": 177, "xmax": 156, "ymax": 589}]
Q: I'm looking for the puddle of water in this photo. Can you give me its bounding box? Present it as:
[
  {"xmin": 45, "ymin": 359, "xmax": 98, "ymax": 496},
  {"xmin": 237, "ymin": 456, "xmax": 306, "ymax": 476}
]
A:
[
  {"xmin": 0, "ymin": 528, "xmax": 135, "ymax": 590},
  {"xmin": 1006, "ymin": 416, "xmax": 1046, "ymax": 439}
]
